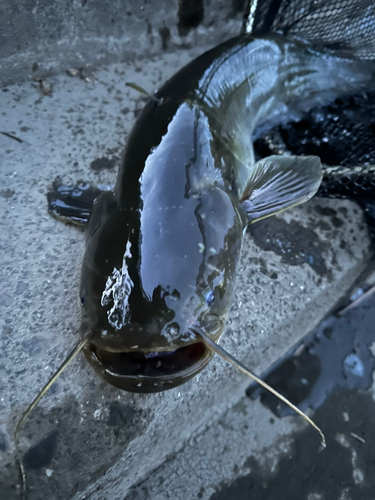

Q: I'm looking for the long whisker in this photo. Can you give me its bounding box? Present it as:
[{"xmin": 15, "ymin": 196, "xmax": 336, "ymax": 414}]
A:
[
  {"xmin": 194, "ymin": 328, "xmax": 326, "ymax": 451},
  {"xmin": 15, "ymin": 331, "xmax": 93, "ymax": 500},
  {"xmin": 125, "ymin": 82, "xmax": 163, "ymax": 105}
]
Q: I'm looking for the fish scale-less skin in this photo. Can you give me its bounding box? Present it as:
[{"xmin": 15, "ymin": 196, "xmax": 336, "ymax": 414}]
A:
[
  {"xmin": 47, "ymin": 30, "xmax": 375, "ymax": 393},
  {"xmin": 76, "ymin": 31, "xmax": 375, "ymax": 392}
]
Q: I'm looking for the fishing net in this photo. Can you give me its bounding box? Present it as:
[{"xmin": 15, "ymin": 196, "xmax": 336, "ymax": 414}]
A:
[
  {"xmin": 246, "ymin": 0, "xmax": 375, "ymax": 210},
  {"xmin": 247, "ymin": 0, "xmax": 375, "ymax": 60},
  {"xmin": 254, "ymin": 92, "xmax": 375, "ymax": 168},
  {"xmin": 253, "ymin": 91, "xmax": 375, "ymax": 202}
]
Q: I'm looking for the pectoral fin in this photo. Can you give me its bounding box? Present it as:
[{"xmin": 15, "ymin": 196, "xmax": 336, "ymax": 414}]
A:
[
  {"xmin": 47, "ymin": 181, "xmax": 110, "ymax": 226},
  {"xmin": 241, "ymin": 155, "xmax": 322, "ymax": 223}
]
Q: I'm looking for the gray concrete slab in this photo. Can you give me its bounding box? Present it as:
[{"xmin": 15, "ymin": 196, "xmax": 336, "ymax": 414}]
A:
[
  {"xmin": 0, "ymin": 0, "xmax": 244, "ymax": 86},
  {"xmin": 124, "ymin": 392, "xmax": 303, "ymax": 500},
  {"xmin": 125, "ymin": 294, "xmax": 375, "ymax": 500},
  {"xmin": 0, "ymin": 46, "xmax": 372, "ymax": 500},
  {"xmin": 125, "ymin": 374, "xmax": 375, "ymax": 500}
]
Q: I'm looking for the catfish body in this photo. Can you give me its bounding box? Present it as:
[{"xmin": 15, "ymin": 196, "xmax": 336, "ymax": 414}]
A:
[{"xmin": 78, "ymin": 33, "xmax": 375, "ymax": 392}]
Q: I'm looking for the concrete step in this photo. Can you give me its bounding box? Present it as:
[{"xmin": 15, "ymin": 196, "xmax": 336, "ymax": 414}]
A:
[
  {"xmin": 123, "ymin": 294, "xmax": 375, "ymax": 500},
  {"xmin": 0, "ymin": 43, "xmax": 372, "ymax": 500}
]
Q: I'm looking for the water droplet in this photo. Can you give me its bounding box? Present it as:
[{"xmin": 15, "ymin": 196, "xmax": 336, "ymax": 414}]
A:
[{"xmin": 343, "ymin": 354, "xmax": 364, "ymax": 377}]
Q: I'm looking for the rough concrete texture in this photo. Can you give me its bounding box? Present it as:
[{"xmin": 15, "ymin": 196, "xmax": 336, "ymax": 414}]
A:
[
  {"xmin": 126, "ymin": 378, "xmax": 375, "ymax": 500},
  {"xmin": 124, "ymin": 393, "xmax": 305, "ymax": 500},
  {"xmin": 0, "ymin": 0, "xmax": 245, "ymax": 86},
  {"xmin": 0, "ymin": 47, "xmax": 372, "ymax": 500},
  {"xmin": 125, "ymin": 294, "xmax": 375, "ymax": 500}
]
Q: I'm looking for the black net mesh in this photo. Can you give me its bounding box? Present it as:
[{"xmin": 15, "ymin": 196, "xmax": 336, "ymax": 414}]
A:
[
  {"xmin": 246, "ymin": 0, "xmax": 375, "ymax": 236},
  {"xmin": 254, "ymin": 92, "xmax": 375, "ymax": 168},
  {"xmin": 248, "ymin": 0, "xmax": 375, "ymax": 211},
  {"xmin": 254, "ymin": 91, "xmax": 375, "ymax": 202},
  {"xmin": 247, "ymin": 0, "xmax": 375, "ymax": 59}
]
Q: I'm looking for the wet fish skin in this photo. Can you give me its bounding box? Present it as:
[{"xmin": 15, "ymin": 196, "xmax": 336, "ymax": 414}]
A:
[{"xmin": 76, "ymin": 33, "xmax": 374, "ymax": 392}]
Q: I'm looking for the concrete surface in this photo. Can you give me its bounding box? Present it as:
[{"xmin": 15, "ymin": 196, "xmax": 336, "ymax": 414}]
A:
[
  {"xmin": 126, "ymin": 382, "xmax": 375, "ymax": 500},
  {"xmin": 0, "ymin": 0, "xmax": 245, "ymax": 86},
  {"xmin": 0, "ymin": 42, "xmax": 372, "ymax": 500},
  {"xmin": 124, "ymin": 291, "xmax": 375, "ymax": 500}
]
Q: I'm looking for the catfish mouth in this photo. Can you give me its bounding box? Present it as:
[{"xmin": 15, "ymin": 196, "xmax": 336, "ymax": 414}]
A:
[
  {"xmin": 85, "ymin": 341, "xmax": 212, "ymax": 393},
  {"xmin": 83, "ymin": 316, "xmax": 223, "ymax": 392}
]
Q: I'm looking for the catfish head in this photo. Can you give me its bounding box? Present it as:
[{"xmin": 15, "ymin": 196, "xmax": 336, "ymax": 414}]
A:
[{"xmin": 79, "ymin": 103, "xmax": 244, "ymax": 392}]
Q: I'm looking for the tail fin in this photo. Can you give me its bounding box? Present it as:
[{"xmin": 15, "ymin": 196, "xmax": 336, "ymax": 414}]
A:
[{"xmin": 245, "ymin": 0, "xmax": 375, "ymax": 60}]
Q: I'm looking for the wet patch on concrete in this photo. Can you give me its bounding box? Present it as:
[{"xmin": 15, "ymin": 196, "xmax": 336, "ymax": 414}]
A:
[
  {"xmin": 248, "ymin": 217, "xmax": 330, "ymax": 278},
  {"xmin": 21, "ymin": 336, "xmax": 42, "ymax": 357},
  {"xmin": 18, "ymin": 395, "xmax": 151, "ymax": 500},
  {"xmin": 1, "ymin": 189, "xmax": 15, "ymax": 199},
  {"xmin": 314, "ymin": 205, "xmax": 345, "ymax": 229},
  {"xmin": 247, "ymin": 291, "xmax": 375, "ymax": 415},
  {"xmin": 211, "ymin": 389, "xmax": 375, "ymax": 500},
  {"xmin": 231, "ymin": 0, "xmax": 246, "ymax": 16},
  {"xmin": 248, "ymin": 256, "xmax": 279, "ymax": 280},
  {"xmin": 107, "ymin": 401, "xmax": 136, "ymax": 429},
  {"xmin": 159, "ymin": 26, "xmax": 171, "ymax": 50},
  {"xmin": 90, "ymin": 156, "xmax": 118, "ymax": 172},
  {"xmin": 0, "ymin": 430, "xmax": 8, "ymax": 452},
  {"xmin": 24, "ymin": 430, "xmax": 58, "ymax": 469},
  {"xmin": 177, "ymin": 0, "xmax": 204, "ymax": 36}
]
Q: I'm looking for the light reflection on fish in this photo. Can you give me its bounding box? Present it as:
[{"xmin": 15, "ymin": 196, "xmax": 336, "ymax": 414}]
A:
[{"xmin": 48, "ymin": 31, "xmax": 374, "ymax": 392}]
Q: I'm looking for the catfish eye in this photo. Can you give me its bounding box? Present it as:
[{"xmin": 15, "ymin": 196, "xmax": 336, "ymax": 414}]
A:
[
  {"xmin": 80, "ymin": 295, "xmax": 86, "ymax": 306},
  {"xmin": 205, "ymin": 290, "xmax": 215, "ymax": 306}
]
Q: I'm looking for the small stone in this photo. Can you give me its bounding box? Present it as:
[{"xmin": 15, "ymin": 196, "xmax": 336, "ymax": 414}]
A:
[
  {"xmin": 93, "ymin": 409, "xmax": 102, "ymax": 419},
  {"xmin": 67, "ymin": 68, "xmax": 79, "ymax": 77}
]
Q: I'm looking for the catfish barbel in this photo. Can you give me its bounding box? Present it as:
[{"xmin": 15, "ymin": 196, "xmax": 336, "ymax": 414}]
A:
[{"xmin": 15, "ymin": 6, "xmax": 375, "ymax": 496}]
